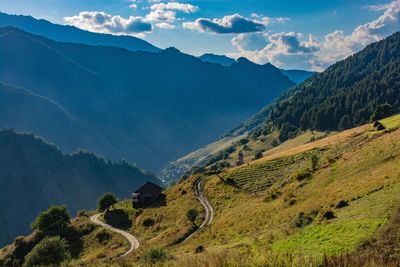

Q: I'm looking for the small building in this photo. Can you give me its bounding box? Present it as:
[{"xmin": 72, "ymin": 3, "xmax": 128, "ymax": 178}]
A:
[
  {"xmin": 132, "ymin": 182, "xmax": 162, "ymax": 208},
  {"xmin": 236, "ymin": 151, "xmax": 244, "ymax": 166}
]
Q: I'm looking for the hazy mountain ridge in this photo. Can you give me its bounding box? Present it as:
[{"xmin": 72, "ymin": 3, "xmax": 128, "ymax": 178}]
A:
[
  {"xmin": 0, "ymin": 11, "xmax": 160, "ymax": 52},
  {"xmin": 0, "ymin": 129, "xmax": 159, "ymax": 246},
  {"xmin": 0, "ymin": 27, "xmax": 295, "ymax": 171},
  {"xmin": 199, "ymin": 53, "xmax": 315, "ymax": 84}
]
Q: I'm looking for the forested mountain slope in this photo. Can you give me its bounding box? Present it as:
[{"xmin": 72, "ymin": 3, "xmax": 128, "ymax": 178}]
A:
[
  {"xmin": 0, "ymin": 27, "xmax": 294, "ymax": 171},
  {"xmin": 0, "ymin": 129, "xmax": 159, "ymax": 246}
]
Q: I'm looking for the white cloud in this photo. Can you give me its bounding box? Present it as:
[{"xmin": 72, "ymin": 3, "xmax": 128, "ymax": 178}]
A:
[
  {"xmin": 150, "ymin": 2, "xmax": 198, "ymax": 13},
  {"xmin": 155, "ymin": 22, "xmax": 175, "ymax": 29},
  {"xmin": 146, "ymin": 9, "xmax": 176, "ymax": 23},
  {"xmin": 229, "ymin": 0, "xmax": 400, "ymax": 71},
  {"xmin": 64, "ymin": 11, "xmax": 153, "ymax": 36},
  {"xmin": 183, "ymin": 14, "xmax": 268, "ymax": 34}
]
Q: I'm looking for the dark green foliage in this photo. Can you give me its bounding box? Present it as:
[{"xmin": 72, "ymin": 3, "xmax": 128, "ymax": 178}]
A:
[
  {"xmin": 310, "ymin": 154, "xmax": 319, "ymax": 171},
  {"xmin": 95, "ymin": 229, "xmax": 111, "ymax": 243},
  {"xmin": 31, "ymin": 206, "xmax": 70, "ymax": 233},
  {"xmin": 97, "ymin": 193, "xmax": 118, "ymax": 212},
  {"xmin": 371, "ymin": 103, "xmax": 394, "ymax": 121},
  {"xmin": 254, "ymin": 151, "xmax": 264, "ymax": 160},
  {"xmin": 23, "ymin": 236, "xmax": 70, "ymax": 267},
  {"xmin": 142, "ymin": 218, "xmax": 155, "ymax": 227},
  {"xmin": 322, "ymin": 210, "xmax": 337, "ymax": 220},
  {"xmin": 104, "ymin": 209, "xmax": 131, "ymax": 230},
  {"xmin": 0, "ymin": 128, "xmax": 159, "ymax": 246},
  {"xmin": 187, "ymin": 209, "xmax": 199, "ymax": 225},
  {"xmin": 143, "ymin": 247, "xmax": 167, "ymax": 263},
  {"xmin": 293, "ymin": 211, "xmax": 318, "ymax": 228}
]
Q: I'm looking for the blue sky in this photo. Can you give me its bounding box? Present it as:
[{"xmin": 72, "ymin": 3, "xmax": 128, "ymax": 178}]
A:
[{"xmin": 1, "ymin": 0, "xmax": 399, "ymax": 70}]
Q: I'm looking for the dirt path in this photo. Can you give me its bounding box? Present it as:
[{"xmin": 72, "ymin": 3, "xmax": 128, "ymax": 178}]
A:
[
  {"xmin": 182, "ymin": 176, "xmax": 214, "ymax": 243},
  {"xmin": 90, "ymin": 213, "xmax": 139, "ymax": 257}
]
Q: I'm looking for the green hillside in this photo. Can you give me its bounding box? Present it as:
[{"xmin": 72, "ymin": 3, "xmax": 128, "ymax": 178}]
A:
[
  {"xmin": 3, "ymin": 115, "xmax": 399, "ymax": 266},
  {"xmin": 0, "ymin": 129, "xmax": 159, "ymax": 246}
]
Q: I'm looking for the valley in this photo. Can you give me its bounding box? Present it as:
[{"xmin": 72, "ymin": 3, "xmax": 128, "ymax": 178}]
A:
[{"xmin": 0, "ymin": 3, "xmax": 400, "ymax": 266}]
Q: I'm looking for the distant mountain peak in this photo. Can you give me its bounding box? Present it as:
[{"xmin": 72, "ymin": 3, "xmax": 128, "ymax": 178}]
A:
[{"xmin": 199, "ymin": 53, "xmax": 236, "ymax": 67}]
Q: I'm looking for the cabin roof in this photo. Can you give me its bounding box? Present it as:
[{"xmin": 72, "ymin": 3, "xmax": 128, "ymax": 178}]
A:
[{"xmin": 134, "ymin": 181, "xmax": 162, "ymax": 194}]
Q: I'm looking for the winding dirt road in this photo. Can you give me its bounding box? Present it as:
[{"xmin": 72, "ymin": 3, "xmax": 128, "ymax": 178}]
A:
[
  {"xmin": 182, "ymin": 176, "xmax": 214, "ymax": 243},
  {"xmin": 90, "ymin": 213, "xmax": 139, "ymax": 258}
]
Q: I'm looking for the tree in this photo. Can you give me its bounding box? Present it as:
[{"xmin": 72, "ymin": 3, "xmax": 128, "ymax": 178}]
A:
[
  {"xmin": 370, "ymin": 103, "xmax": 393, "ymax": 121},
  {"xmin": 31, "ymin": 206, "xmax": 70, "ymax": 233},
  {"xmin": 97, "ymin": 192, "xmax": 118, "ymax": 212},
  {"xmin": 23, "ymin": 236, "xmax": 71, "ymax": 267},
  {"xmin": 186, "ymin": 209, "xmax": 198, "ymax": 225}
]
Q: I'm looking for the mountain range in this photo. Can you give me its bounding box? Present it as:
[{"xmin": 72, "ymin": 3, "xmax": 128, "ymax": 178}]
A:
[
  {"xmin": 0, "ymin": 26, "xmax": 295, "ymax": 173},
  {"xmin": 0, "ymin": 11, "xmax": 160, "ymax": 53},
  {"xmin": 199, "ymin": 53, "xmax": 316, "ymax": 84}
]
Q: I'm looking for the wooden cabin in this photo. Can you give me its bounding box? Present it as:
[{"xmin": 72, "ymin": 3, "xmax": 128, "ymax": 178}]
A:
[{"xmin": 132, "ymin": 182, "xmax": 162, "ymax": 208}]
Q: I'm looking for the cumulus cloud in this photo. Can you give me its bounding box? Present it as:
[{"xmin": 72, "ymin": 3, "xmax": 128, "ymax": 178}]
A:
[
  {"xmin": 183, "ymin": 14, "xmax": 270, "ymax": 34},
  {"xmin": 229, "ymin": 0, "xmax": 400, "ymax": 71},
  {"xmin": 64, "ymin": 11, "xmax": 153, "ymax": 36},
  {"xmin": 150, "ymin": 2, "xmax": 198, "ymax": 13},
  {"xmin": 146, "ymin": 9, "xmax": 176, "ymax": 23}
]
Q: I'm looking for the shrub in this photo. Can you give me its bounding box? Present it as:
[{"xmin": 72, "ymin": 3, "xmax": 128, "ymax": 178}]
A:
[
  {"xmin": 370, "ymin": 103, "xmax": 393, "ymax": 121},
  {"xmin": 95, "ymin": 229, "xmax": 111, "ymax": 243},
  {"xmin": 254, "ymin": 151, "xmax": 263, "ymax": 160},
  {"xmin": 142, "ymin": 218, "xmax": 155, "ymax": 227},
  {"xmin": 293, "ymin": 210, "xmax": 318, "ymax": 228},
  {"xmin": 31, "ymin": 206, "xmax": 70, "ymax": 233},
  {"xmin": 310, "ymin": 154, "xmax": 319, "ymax": 171},
  {"xmin": 187, "ymin": 209, "xmax": 199, "ymax": 225},
  {"xmin": 143, "ymin": 247, "xmax": 167, "ymax": 263},
  {"xmin": 23, "ymin": 236, "xmax": 70, "ymax": 267},
  {"xmin": 195, "ymin": 245, "xmax": 205, "ymax": 253},
  {"xmin": 104, "ymin": 209, "xmax": 131, "ymax": 229},
  {"xmin": 97, "ymin": 192, "xmax": 118, "ymax": 212}
]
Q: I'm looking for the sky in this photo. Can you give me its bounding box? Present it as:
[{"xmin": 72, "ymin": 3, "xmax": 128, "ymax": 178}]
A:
[{"xmin": 0, "ymin": 0, "xmax": 399, "ymax": 70}]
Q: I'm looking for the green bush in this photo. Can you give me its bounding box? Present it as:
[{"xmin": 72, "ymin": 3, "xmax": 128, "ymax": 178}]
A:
[
  {"xmin": 187, "ymin": 209, "xmax": 199, "ymax": 225},
  {"xmin": 370, "ymin": 103, "xmax": 393, "ymax": 121},
  {"xmin": 142, "ymin": 218, "xmax": 155, "ymax": 227},
  {"xmin": 310, "ymin": 154, "xmax": 319, "ymax": 171},
  {"xmin": 254, "ymin": 151, "xmax": 263, "ymax": 160},
  {"xmin": 104, "ymin": 209, "xmax": 131, "ymax": 229},
  {"xmin": 143, "ymin": 247, "xmax": 167, "ymax": 263},
  {"xmin": 97, "ymin": 192, "xmax": 118, "ymax": 212},
  {"xmin": 95, "ymin": 229, "xmax": 111, "ymax": 243},
  {"xmin": 31, "ymin": 206, "xmax": 71, "ymax": 233},
  {"xmin": 23, "ymin": 236, "xmax": 70, "ymax": 267}
]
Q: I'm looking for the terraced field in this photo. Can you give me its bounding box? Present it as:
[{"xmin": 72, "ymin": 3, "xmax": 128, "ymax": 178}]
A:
[{"xmin": 221, "ymin": 150, "xmax": 322, "ymax": 193}]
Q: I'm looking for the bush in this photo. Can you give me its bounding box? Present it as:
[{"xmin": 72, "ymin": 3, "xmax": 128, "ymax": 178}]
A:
[
  {"xmin": 370, "ymin": 103, "xmax": 393, "ymax": 121},
  {"xmin": 187, "ymin": 209, "xmax": 199, "ymax": 225},
  {"xmin": 254, "ymin": 151, "xmax": 263, "ymax": 160},
  {"xmin": 23, "ymin": 236, "xmax": 70, "ymax": 267},
  {"xmin": 310, "ymin": 154, "xmax": 319, "ymax": 171},
  {"xmin": 97, "ymin": 192, "xmax": 118, "ymax": 212},
  {"xmin": 31, "ymin": 206, "xmax": 71, "ymax": 233},
  {"xmin": 293, "ymin": 210, "xmax": 319, "ymax": 228},
  {"xmin": 77, "ymin": 210, "xmax": 87, "ymax": 217},
  {"xmin": 142, "ymin": 218, "xmax": 155, "ymax": 227},
  {"xmin": 95, "ymin": 229, "xmax": 111, "ymax": 243},
  {"xmin": 104, "ymin": 209, "xmax": 131, "ymax": 229},
  {"xmin": 143, "ymin": 247, "xmax": 167, "ymax": 263}
]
